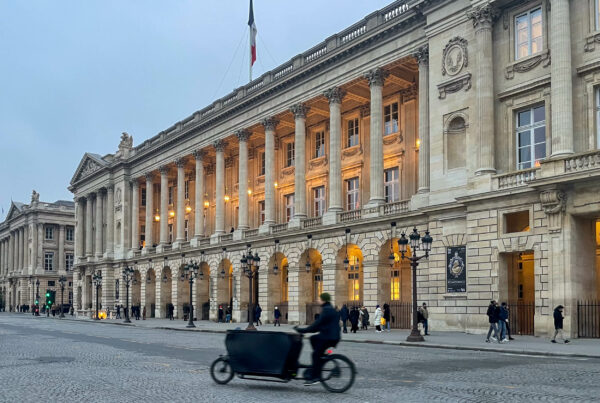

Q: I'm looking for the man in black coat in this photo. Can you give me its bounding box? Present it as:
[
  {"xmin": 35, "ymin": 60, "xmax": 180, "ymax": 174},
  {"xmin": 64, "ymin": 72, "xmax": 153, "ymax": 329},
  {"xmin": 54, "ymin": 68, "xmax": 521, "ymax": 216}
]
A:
[
  {"xmin": 296, "ymin": 293, "xmax": 341, "ymax": 385},
  {"xmin": 486, "ymin": 300, "xmax": 500, "ymax": 343},
  {"xmin": 340, "ymin": 304, "xmax": 349, "ymax": 333},
  {"xmin": 551, "ymin": 305, "xmax": 570, "ymax": 344}
]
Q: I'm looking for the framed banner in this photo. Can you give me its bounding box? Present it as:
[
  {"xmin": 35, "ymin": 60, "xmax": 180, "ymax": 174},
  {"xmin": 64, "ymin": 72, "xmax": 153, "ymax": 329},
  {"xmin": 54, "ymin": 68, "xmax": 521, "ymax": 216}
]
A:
[{"xmin": 446, "ymin": 246, "xmax": 466, "ymax": 293}]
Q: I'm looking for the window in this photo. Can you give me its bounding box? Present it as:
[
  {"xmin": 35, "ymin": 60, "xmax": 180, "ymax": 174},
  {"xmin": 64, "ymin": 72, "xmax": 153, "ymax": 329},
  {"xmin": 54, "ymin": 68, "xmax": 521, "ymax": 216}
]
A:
[
  {"xmin": 258, "ymin": 201, "xmax": 266, "ymax": 225},
  {"xmin": 168, "ymin": 224, "xmax": 173, "ymax": 243},
  {"xmin": 140, "ymin": 225, "xmax": 145, "ymax": 248},
  {"xmin": 285, "ymin": 194, "xmax": 295, "ymax": 222},
  {"xmin": 45, "ymin": 226, "xmax": 54, "ymax": 240},
  {"xmin": 384, "ymin": 103, "xmax": 399, "ymax": 135},
  {"xmin": 391, "ymin": 269, "xmax": 400, "ymax": 301},
  {"xmin": 313, "ymin": 186, "xmax": 325, "ymax": 217},
  {"xmin": 314, "ymin": 131, "xmax": 325, "ymax": 158},
  {"xmin": 346, "ymin": 177, "xmax": 360, "ymax": 210},
  {"xmin": 66, "ymin": 227, "xmax": 74, "ymax": 242},
  {"xmin": 286, "ymin": 142, "xmax": 295, "ymax": 167},
  {"xmin": 48, "ymin": 281, "xmax": 56, "ymax": 287},
  {"xmin": 168, "ymin": 185, "xmax": 174, "ymax": 205},
  {"xmin": 259, "ymin": 152, "xmax": 266, "ymax": 176},
  {"xmin": 313, "ymin": 268, "xmax": 323, "ymax": 302},
  {"xmin": 515, "ymin": 8, "xmax": 542, "ymax": 60},
  {"xmin": 184, "ymin": 220, "xmax": 188, "ymax": 241},
  {"xmin": 44, "ymin": 252, "xmax": 54, "ymax": 271},
  {"xmin": 516, "ymin": 105, "xmax": 546, "ymax": 170},
  {"xmin": 141, "ymin": 188, "xmax": 146, "ymax": 207},
  {"xmin": 347, "ymin": 255, "xmax": 360, "ymax": 301},
  {"xmin": 185, "ymin": 180, "xmax": 190, "ymax": 200},
  {"xmin": 346, "ymin": 118, "xmax": 359, "ymax": 147},
  {"xmin": 384, "ymin": 167, "xmax": 400, "ymax": 203},
  {"xmin": 66, "ymin": 253, "xmax": 74, "ymax": 271},
  {"xmin": 505, "ymin": 211, "xmax": 530, "ymax": 233}
]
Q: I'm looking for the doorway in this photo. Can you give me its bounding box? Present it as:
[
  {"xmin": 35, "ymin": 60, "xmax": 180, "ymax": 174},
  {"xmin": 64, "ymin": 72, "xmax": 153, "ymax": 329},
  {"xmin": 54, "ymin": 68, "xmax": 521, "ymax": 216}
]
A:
[{"xmin": 502, "ymin": 251, "xmax": 535, "ymax": 335}]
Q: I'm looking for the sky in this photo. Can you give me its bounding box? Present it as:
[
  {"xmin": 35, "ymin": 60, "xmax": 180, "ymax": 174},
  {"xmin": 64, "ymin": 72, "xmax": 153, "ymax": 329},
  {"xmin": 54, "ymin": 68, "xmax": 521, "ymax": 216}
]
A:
[{"xmin": 0, "ymin": 0, "xmax": 394, "ymax": 220}]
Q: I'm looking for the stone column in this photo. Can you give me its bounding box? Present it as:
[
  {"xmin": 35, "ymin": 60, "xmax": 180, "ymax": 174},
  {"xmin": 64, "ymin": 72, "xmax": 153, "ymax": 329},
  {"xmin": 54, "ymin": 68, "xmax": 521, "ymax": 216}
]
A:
[
  {"xmin": 213, "ymin": 140, "xmax": 227, "ymax": 236},
  {"xmin": 0, "ymin": 240, "xmax": 4, "ymax": 275},
  {"xmin": 143, "ymin": 173, "xmax": 155, "ymax": 251},
  {"xmin": 261, "ymin": 118, "xmax": 278, "ymax": 231},
  {"xmin": 75, "ymin": 198, "xmax": 84, "ymax": 259},
  {"xmin": 59, "ymin": 225, "xmax": 65, "ymax": 272},
  {"xmin": 175, "ymin": 158, "xmax": 186, "ymax": 244},
  {"xmin": 36, "ymin": 225, "xmax": 42, "ymax": 273},
  {"xmin": 8, "ymin": 233, "xmax": 13, "ymax": 273},
  {"xmin": 159, "ymin": 166, "xmax": 169, "ymax": 246},
  {"xmin": 95, "ymin": 190, "xmax": 103, "ymax": 257},
  {"xmin": 154, "ymin": 271, "xmax": 163, "ymax": 319},
  {"xmin": 193, "ymin": 150, "xmax": 205, "ymax": 239},
  {"xmin": 550, "ymin": 0, "xmax": 574, "ymax": 157},
  {"xmin": 324, "ymin": 88, "xmax": 345, "ymax": 220},
  {"xmin": 17, "ymin": 228, "xmax": 22, "ymax": 271},
  {"xmin": 31, "ymin": 223, "xmax": 38, "ymax": 272},
  {"xmin": 468, "ymin": 5, "xmax": 497, "ymax": 174},
  {"xmin": 290, "ymin": 104, "xmax": 308, "ymax": 225},
  {"xmin": 106, "ymin": 185, "xmax": 115, "ymax": 255},
  {"xmin": 365, "ymin": 68, "xmax": 388, "ymax": 206},
  {"xmin": 85, "ymin": 196, "xmax": 93, "ymax": 256},
  {"xmin": 415, "ymin": 45, "xmax": 430, "ymax": 193},
  {"xmin": 236, "ymin": 130, "xmax": 250, "ymax": 230},
  {"xmin": 23, "ymin": 225, "xmax": 28, "ymax": 271},
  {"xmin": 131, "ymin": 180, "xmax": 140, "ymax": 251}
]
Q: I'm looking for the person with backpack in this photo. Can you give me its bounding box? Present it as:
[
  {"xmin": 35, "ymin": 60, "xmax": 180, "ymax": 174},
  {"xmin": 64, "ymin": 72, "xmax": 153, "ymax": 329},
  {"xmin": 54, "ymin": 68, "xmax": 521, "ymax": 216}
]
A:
[
  {"xmin": 498, "ymin": 302, "xmax": 509, "ymax": 342},
  {"xmin": 360, "ymin": 306, "xmax": 369, "ymax": 330},
  {"xmin": 418, "ymin": 302, "xmax": 429, "ymax": 335},
  {"xmin": 486, "ymin": 300, "xmax": 500, "ymax": 343}
]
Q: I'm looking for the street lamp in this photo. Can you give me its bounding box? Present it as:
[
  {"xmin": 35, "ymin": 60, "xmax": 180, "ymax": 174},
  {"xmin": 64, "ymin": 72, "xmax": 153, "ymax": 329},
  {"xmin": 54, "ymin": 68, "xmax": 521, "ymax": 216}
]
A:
[
  {"xmin": 122, "ymin": 264, "xmax": 134, "ymax": 323},
  {"xmin": 28, "ymin": 276, "xmax": 35, "ymax": 316},
  {"xmin": 92, "ymin": 271, "xmax": 102, "ymax": 321},
  {"xmin": 273, "ymin": 240, "xmax": 279, "ymax": 275},
  {"xmin": 397, "ymin": 227, "xmax": 433, "ymax": 342},
  {"xmin": 58, "ymin": 275, "xmax": 67, "ymax": 318},
  {"xmin": 180, "ymin": 253, "xmax": 200, "ymax": 328},
  {"xmin": 240, "ymin": 244, "xmax": 260, "ymax": 331},
  {"xmin": 343, "ymin": 228, "xmax": 351, "ymax": 271}
]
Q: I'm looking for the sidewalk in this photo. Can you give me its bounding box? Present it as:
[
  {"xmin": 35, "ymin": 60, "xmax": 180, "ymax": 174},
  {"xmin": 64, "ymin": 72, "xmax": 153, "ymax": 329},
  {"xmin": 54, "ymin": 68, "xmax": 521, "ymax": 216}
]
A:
[{"xmin": 51, "ymin": 314, "xmax": 600, "ymax": 359}]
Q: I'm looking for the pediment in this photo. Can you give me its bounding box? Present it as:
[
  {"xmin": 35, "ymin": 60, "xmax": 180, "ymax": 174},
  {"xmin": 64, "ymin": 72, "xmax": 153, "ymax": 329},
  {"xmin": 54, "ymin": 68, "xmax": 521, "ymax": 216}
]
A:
[
  {"xmin": 70, "ymin": 153, "xmax": 109, "ymax": 185},
  {"xmin": 6, "ymin": 202, "xmax": 24, "ymax": 221}
]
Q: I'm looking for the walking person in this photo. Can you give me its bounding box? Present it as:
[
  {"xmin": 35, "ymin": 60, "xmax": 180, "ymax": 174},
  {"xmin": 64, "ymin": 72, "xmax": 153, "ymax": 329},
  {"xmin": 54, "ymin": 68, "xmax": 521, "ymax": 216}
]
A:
[
  {"xmin": 349, "ymin": 306, "xmax": 359, "ymax": 333},
  {"xmin": 254, "ymin": 304, "xmax": 262, "ymax": 326},
  {"xmin": 168, "ymin": 303, "xmax": 174, "ymax": 320},
  {"xmin": 274, "ymin": 306, "xmax": 282, "ymax": 326},
  {"xmin": 485, "ymin": 300, "xmax": 500, "ymax": 343},
  {"xmin": 498, "ymin": 302, "xmax": 509, "ymax": 342},
  {"xmin": 218, "ymin": 305, "xmax": 224, "ymax": 323},
  {"xmin": 505, "ymin": 305, "xmax": 515, "ymax": 340},
  {"xmin": 551, "ymin": 305, "xmax": 570, "ymax": 344},
  {"xmin": 340, "ymin": 304, "xmax": 349, "ymax": 334},
  {"xmin": 115, "ymin": 305, "xmax": 121, "ymax": 319},
  {"xmin": 418, "ymin": 303, "xmax": 429, "ymax": 335},
  {"xmin": 383, "ymin": 303, "xmax": 391, "ymax": 331},
  {"xmin": 360, "ymin": 306, "xmax": 369, "ymax": 330},
  {"xmin": 374, "ymin": 305, "xmax": 383, "ymax": 333},
  {"xmin": 142, "ymin": 306, "xmax": 146, "ymax": 320}
]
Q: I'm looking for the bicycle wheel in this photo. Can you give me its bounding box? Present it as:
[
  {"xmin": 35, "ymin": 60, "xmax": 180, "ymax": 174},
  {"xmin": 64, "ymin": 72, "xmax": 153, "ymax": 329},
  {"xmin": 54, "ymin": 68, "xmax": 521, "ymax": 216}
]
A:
[
  {"xmin": 319, "ymin": 354, "xmax": 356, "ymax": 393},
  {"xmin": 210, "ymin": 357, "xmax": 234, "ymax": 385}
]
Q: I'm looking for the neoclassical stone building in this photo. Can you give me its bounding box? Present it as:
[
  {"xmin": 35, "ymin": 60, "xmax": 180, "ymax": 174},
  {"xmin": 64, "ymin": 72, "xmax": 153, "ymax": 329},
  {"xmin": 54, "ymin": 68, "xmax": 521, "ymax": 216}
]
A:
[
  {"xmin": 0, "ymin": 191, "xmax": 75, "ymax": 311},
  {"xmin": 69, "ymin": 0, "xmax": 600, "ymax": 337}
]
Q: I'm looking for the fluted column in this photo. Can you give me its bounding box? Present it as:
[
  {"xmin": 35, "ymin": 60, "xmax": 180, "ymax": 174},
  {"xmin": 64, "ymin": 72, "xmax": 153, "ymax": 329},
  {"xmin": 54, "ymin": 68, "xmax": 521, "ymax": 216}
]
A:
[
  {"xmin": 130, "ymin": 180, "xmax": 140, "ymax": 251},
  {"xmin": 159, "ymin": 166, "xmax": 169, "ymax": 246},
  {"xmin": 95, "ymin": 190, "xmax": 103, "ymax": 257},
  {"xmin": 36, "ymin": 224, "xmax": 42, "ymax": 272},
  {"xmin": 236, "ymin": 130, "xmax": 250, "ymax": 230},
  {"xmin": 262, "ymin": 118, "xmax": 278, "ymax": 229},
  {"xmin": 23, "ymin": 225, "xmax": 28, "ymax": 271},
  {"xmin": 193, "ymin": 150, "xmax": 205, "ymax": 239},
  {"xmin": 175, "ymin": 158, "xmax": 186, "ymax": 243},
  {"xmin": 290, "ymin": 104, "xmax": 308, "ymax": 223},
  {"xmin": 415, "ymin": 45, "xmax": 430, "ymax": 193},
  {"xmin": 75, "ymin": 198, "xmax": 84, "ymax": 259},
  {"xmin": 31, "ymin": 222, "xmax": 38, "ymax": 271},
  {"xmin": 144, "ymin": 173, "xmax": 155, "ymax": 251},
  {"xmin": 214, "ymin": 140, "xmax": 226, "ymax": 236},
  {"xmin": 106, "ymin": 185, "xmax": 115, "ymax": 255},
  {"xmin": 85, "ymin": 196, "xmax": 93, "ymax": 256},
  {"xmin": 59, "ymin": 225, "xmax": 65, "ymax": 272},
  {"xmin": 324, "ymin": 88, "xmax": 345, "ymax": 217},
  {"xmin": 365, "ymin": 68, "xmax": 388, "ymax": 206},
  {"xmin": 468, "ymin": 5, "xmax": 496, "ymax": 174},
  {"xmin": 17, "ymin": 228, "xmax": 23, "ymax": 271},
  {"xmin": 550, "ymin": 0, "xmax": 574, "ymax": 157},
  {"xmin": 8, "ymin": 234, "xmax": 13, "ymax": 272}
]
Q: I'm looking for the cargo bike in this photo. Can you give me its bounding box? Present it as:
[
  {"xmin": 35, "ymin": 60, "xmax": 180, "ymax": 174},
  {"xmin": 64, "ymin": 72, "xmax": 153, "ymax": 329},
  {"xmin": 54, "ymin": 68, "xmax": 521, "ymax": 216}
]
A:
[{"xmin": 210, "ymin": 330, "xmax": 356, "ymax": 393}]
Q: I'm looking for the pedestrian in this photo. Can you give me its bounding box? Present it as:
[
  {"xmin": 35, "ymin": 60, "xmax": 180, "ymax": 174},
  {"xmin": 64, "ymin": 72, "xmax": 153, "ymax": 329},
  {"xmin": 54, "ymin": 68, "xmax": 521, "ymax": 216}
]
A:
[
  {"xmin": 168, "ymin": 303, "xmax": 174, "ymax": 320},
  {"xmin": 551, "ymin": 305, "xmax": 570, "ymax": 344},
  {"xmin": 383, "ymin": 303, "xmax": 391, "ymax": 331},
  {"xmin": 340, "ymin": 304, "xmax": 349, "ymax": 333},
  {"xmin": 142, "ymin": 306, "xmax": 146, "ymax": 320},
  {"xmin": 254, "ymin": 304, "xmax": 262, "ymax": 326},
  {"xmin": 274, "ymin": 306, "xmax": 281, "ymax": 326},
  {"xmin": 485, "ymin": 300, "xmax": 500, "ymax": 343},
  {"xmin": 116, "ymin": 305, "xmax": 121, "ymax": 319},
  {"xmin": 106, "ymin": 306, "xmax": 110, "ymax": 320},
  {"xmin": 69, "ymin": 306, "xmax": 74, "ymax": 316},
  {"xmin": 374, "ymin": 304, "xmax": 383, "ymax": 333},
  {"xmin": 360, "ymin": 306, "xmax": 369, "ymax": 330},
  {"xmin": 498, "ymin": 302, "xmax": 509, "ymax": 342},
  {"xmin": 349, "ymin": 306, "xmax": 359, "ymax": 333},
  {"xmin": 226, "ymin": 307, "xmax": 231, "ymax": 323},
  {"xmin": 218, "ymin": 305, "xmax": 224, "ymax": 323},
  {"xmin": 418, "ymin": 302, "xmax": 430, "ymax": 335},
  {"xmin": 505, "ymin": 305, "xmax": 515, "ymax": 340}
]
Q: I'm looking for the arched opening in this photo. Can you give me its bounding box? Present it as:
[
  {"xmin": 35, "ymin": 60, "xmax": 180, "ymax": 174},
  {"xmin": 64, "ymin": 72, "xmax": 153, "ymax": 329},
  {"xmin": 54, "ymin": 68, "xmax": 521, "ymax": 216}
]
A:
[
  {"xmin": 177, "ymin": 263, "xmax": 191, "ymax": 320},
  {"xmin": 160, "ymin": 267, "xmax": 172, "ymax": 319},
  {"xmin": 299, "ymin": 248, "xmax": 323, "ymax": 324},
  {"xmin": 217, "ymin": 259, "xmax": 233, "ymax": 320},
  {"xmin": 267, "ymin": 252, "xmax": 288, "ymax": 324},
  {"xmin": 196, "ymin": 262, "xmax": 210, "ymax": 320},
  {"xmin": 145, "ymin": 268, "xmax": 156, "ymax": 318},
  {"xmin": 131, "ymin": 270, "xmax": 141, "ymax": 313},
  {"xmin": 336, "ymin": 244, "xmax": 364, "ymax": 308},
  {"xmin": 379, "ymin": 239, "xmax": 412, "ymax": 329}
]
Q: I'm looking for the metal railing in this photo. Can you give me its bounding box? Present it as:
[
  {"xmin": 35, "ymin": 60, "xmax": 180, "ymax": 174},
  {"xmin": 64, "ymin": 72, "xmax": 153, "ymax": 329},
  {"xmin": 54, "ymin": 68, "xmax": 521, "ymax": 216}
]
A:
[
  {"xmin": 507, "ymin": 301, "xmax": 535, "ymax": 336},
  {"xmin": 578, "ymin": 300, "xmax": 600, "ymax": 338},
  {"xmin": 389, "ymin": 301, "xmax": 411, "ymax": 329}
]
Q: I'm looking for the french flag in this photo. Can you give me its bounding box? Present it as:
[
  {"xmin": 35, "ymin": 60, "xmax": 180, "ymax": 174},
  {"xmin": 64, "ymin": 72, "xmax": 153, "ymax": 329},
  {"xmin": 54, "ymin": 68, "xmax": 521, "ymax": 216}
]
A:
[{"xmin": 248, "ymin": 0, "xmax": 257, "ymax": 67}]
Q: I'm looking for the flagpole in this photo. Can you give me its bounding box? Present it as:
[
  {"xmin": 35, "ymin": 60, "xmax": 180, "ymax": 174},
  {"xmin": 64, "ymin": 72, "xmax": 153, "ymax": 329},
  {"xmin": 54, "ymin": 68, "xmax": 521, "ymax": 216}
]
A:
[{"xmin": 249, "ymin": 23, "xmax": 252, "ymax": 82}]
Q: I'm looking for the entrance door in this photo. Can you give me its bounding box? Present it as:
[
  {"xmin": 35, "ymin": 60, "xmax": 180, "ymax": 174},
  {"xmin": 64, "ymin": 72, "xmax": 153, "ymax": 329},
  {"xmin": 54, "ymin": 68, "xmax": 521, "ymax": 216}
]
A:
[{"xmin": 505, "ymin": 252, "xmax": 535, "ymax": 335}]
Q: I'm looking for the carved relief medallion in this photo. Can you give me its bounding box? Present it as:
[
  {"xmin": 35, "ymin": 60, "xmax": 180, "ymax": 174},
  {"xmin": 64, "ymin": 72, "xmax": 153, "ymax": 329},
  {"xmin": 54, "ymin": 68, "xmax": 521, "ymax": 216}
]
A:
[{"xmin": 442, "ymin": 37, "xmax": 468, "ymax": 77}]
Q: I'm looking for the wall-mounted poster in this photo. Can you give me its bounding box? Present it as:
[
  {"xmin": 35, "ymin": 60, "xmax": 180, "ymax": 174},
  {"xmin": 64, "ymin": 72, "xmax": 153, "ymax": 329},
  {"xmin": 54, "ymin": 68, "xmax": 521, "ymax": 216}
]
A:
[{"xmin": 447, "ymin": 246, "xmax": 466, "ymax": 293}]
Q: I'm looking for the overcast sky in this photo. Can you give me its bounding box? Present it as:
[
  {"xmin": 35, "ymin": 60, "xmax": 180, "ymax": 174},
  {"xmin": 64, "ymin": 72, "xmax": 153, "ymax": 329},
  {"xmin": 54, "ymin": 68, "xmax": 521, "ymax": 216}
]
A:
[{"xmin": 0, "ymin": 0, "xmax": 394, "ymax": 220}]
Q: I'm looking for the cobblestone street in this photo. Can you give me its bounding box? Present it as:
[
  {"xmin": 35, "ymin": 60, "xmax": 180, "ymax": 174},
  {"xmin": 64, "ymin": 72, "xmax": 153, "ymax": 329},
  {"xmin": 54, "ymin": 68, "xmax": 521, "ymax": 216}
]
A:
[{"xmin": 1, "ymin": 314, "xmax": 600, "ymax": 402}]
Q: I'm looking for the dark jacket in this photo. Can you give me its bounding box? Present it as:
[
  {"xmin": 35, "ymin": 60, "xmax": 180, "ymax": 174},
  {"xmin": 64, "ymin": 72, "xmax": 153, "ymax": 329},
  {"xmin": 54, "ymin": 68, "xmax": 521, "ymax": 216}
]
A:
[
  {"xmin": 298, "ymin": 302, "xmax": 341, "ymax": 341},
  {"xmin": 383, "ymin": 304, "xmax": 390, "ymax": 321},
  {"xmin": 499, "ymin": 306, "xmax": 509, "ymax": 321},
  {"xmin": 486, "ymin": 304, "xmax": 499, "ymax": 323},
  {"xmin": 553, "ymin": 308, "xmax": 564, "ymax": 329},
  {"xmin": 349, "ymin": 308, "xmax": 359, "ymax": 325},
  {"xmin": 254, "ymin": 306, "xmax": 262, "ymax": 319},
  {"xmin": 274, "ymin": 308, "xmax": 281, "ymax": 319},
  {"xmin": 340, "ymin": 305, "xmax": 349, "ymax": 321}
]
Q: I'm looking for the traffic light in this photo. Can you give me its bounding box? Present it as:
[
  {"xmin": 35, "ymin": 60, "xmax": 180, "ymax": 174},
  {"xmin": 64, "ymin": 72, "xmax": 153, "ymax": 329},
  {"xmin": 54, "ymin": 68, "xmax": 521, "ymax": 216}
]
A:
[{"xmin": 45, "ymin": 290, "xmax": 55, "ymax": 307}]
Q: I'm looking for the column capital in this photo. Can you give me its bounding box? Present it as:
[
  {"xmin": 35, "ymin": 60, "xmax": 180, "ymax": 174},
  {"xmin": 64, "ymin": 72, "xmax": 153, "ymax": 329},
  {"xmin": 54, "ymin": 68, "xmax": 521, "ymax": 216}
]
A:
[
  {"xmin": 143, "ymin": 171, "xmax": 157, "ymax": 182},
  {"xmin": 413, "ymin": 44, "xmax": 429, "ymax": 66},
  {"xmin": 193, "ymin": 149, "xmax": 206, "ymax": 161},
  {"xmin": 290, "ymin": 103, "xmax": 310, "ymax": 119},
  {"xmin": 261, "ymin": 118, "xmax": 279, "ymax": 132},
  {"xmin": 213, "ymin": 139, "xmax": 227, "ymax": 152},
  {"xmin": 236, "ymin": 129, "xmax": 251, "ymax": 142},
  {"xmin": 364, "ymin": 68, "xmax": 389, "ymax": 88},
  {"xmin": 175, "ymin": 158, "xmax": 186, "ymax": 168},
  {"xmin": 158, "ymin": 165, "xmax": 169, "ymax": 175},
  {"xmin": 129, "ymin": 177, "xmax": 141, "ymax": 187},
  {"xmin": 466, "ymin": 4, "xmax": 498, "ymax": 30},
  {"xmin": 106, "ymin": 182, "xmax": 114, "ymax": 191},
  {"xmin": 324, "ymin": 87, "xmax": 346, "ymax": 104}
]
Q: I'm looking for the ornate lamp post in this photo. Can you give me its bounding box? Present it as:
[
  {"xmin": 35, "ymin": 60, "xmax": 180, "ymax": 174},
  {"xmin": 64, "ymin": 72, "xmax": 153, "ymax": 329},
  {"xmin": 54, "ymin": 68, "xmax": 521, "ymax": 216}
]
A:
[
  {"xmin": 58, "ymin": 275, "xmax": 67, "ymax": 318},
  {"xmin": 180, "ymin": 253, "xmax": 200, "ymax": 328},
  {"xmin": 92, "ymin": 271, "xmax": 102, "ymax": 321},
  {"xmin": 240, "ymin": 244, "xmax": 260, "ymax": 331},
  {"xmin": 398, "ymin": 227, "xmax": 433, "ymax": 342},
  {"xmin": 122, "ymin": 265, "xmax": 134, "ymax": 323}
]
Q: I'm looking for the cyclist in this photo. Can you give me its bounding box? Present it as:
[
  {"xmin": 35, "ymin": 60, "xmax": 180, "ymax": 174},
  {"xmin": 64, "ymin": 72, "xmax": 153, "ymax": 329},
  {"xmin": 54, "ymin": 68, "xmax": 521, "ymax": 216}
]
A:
[{"xmin": 295, "ymin": 292, "xmax": 341, "ymax": 385}]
